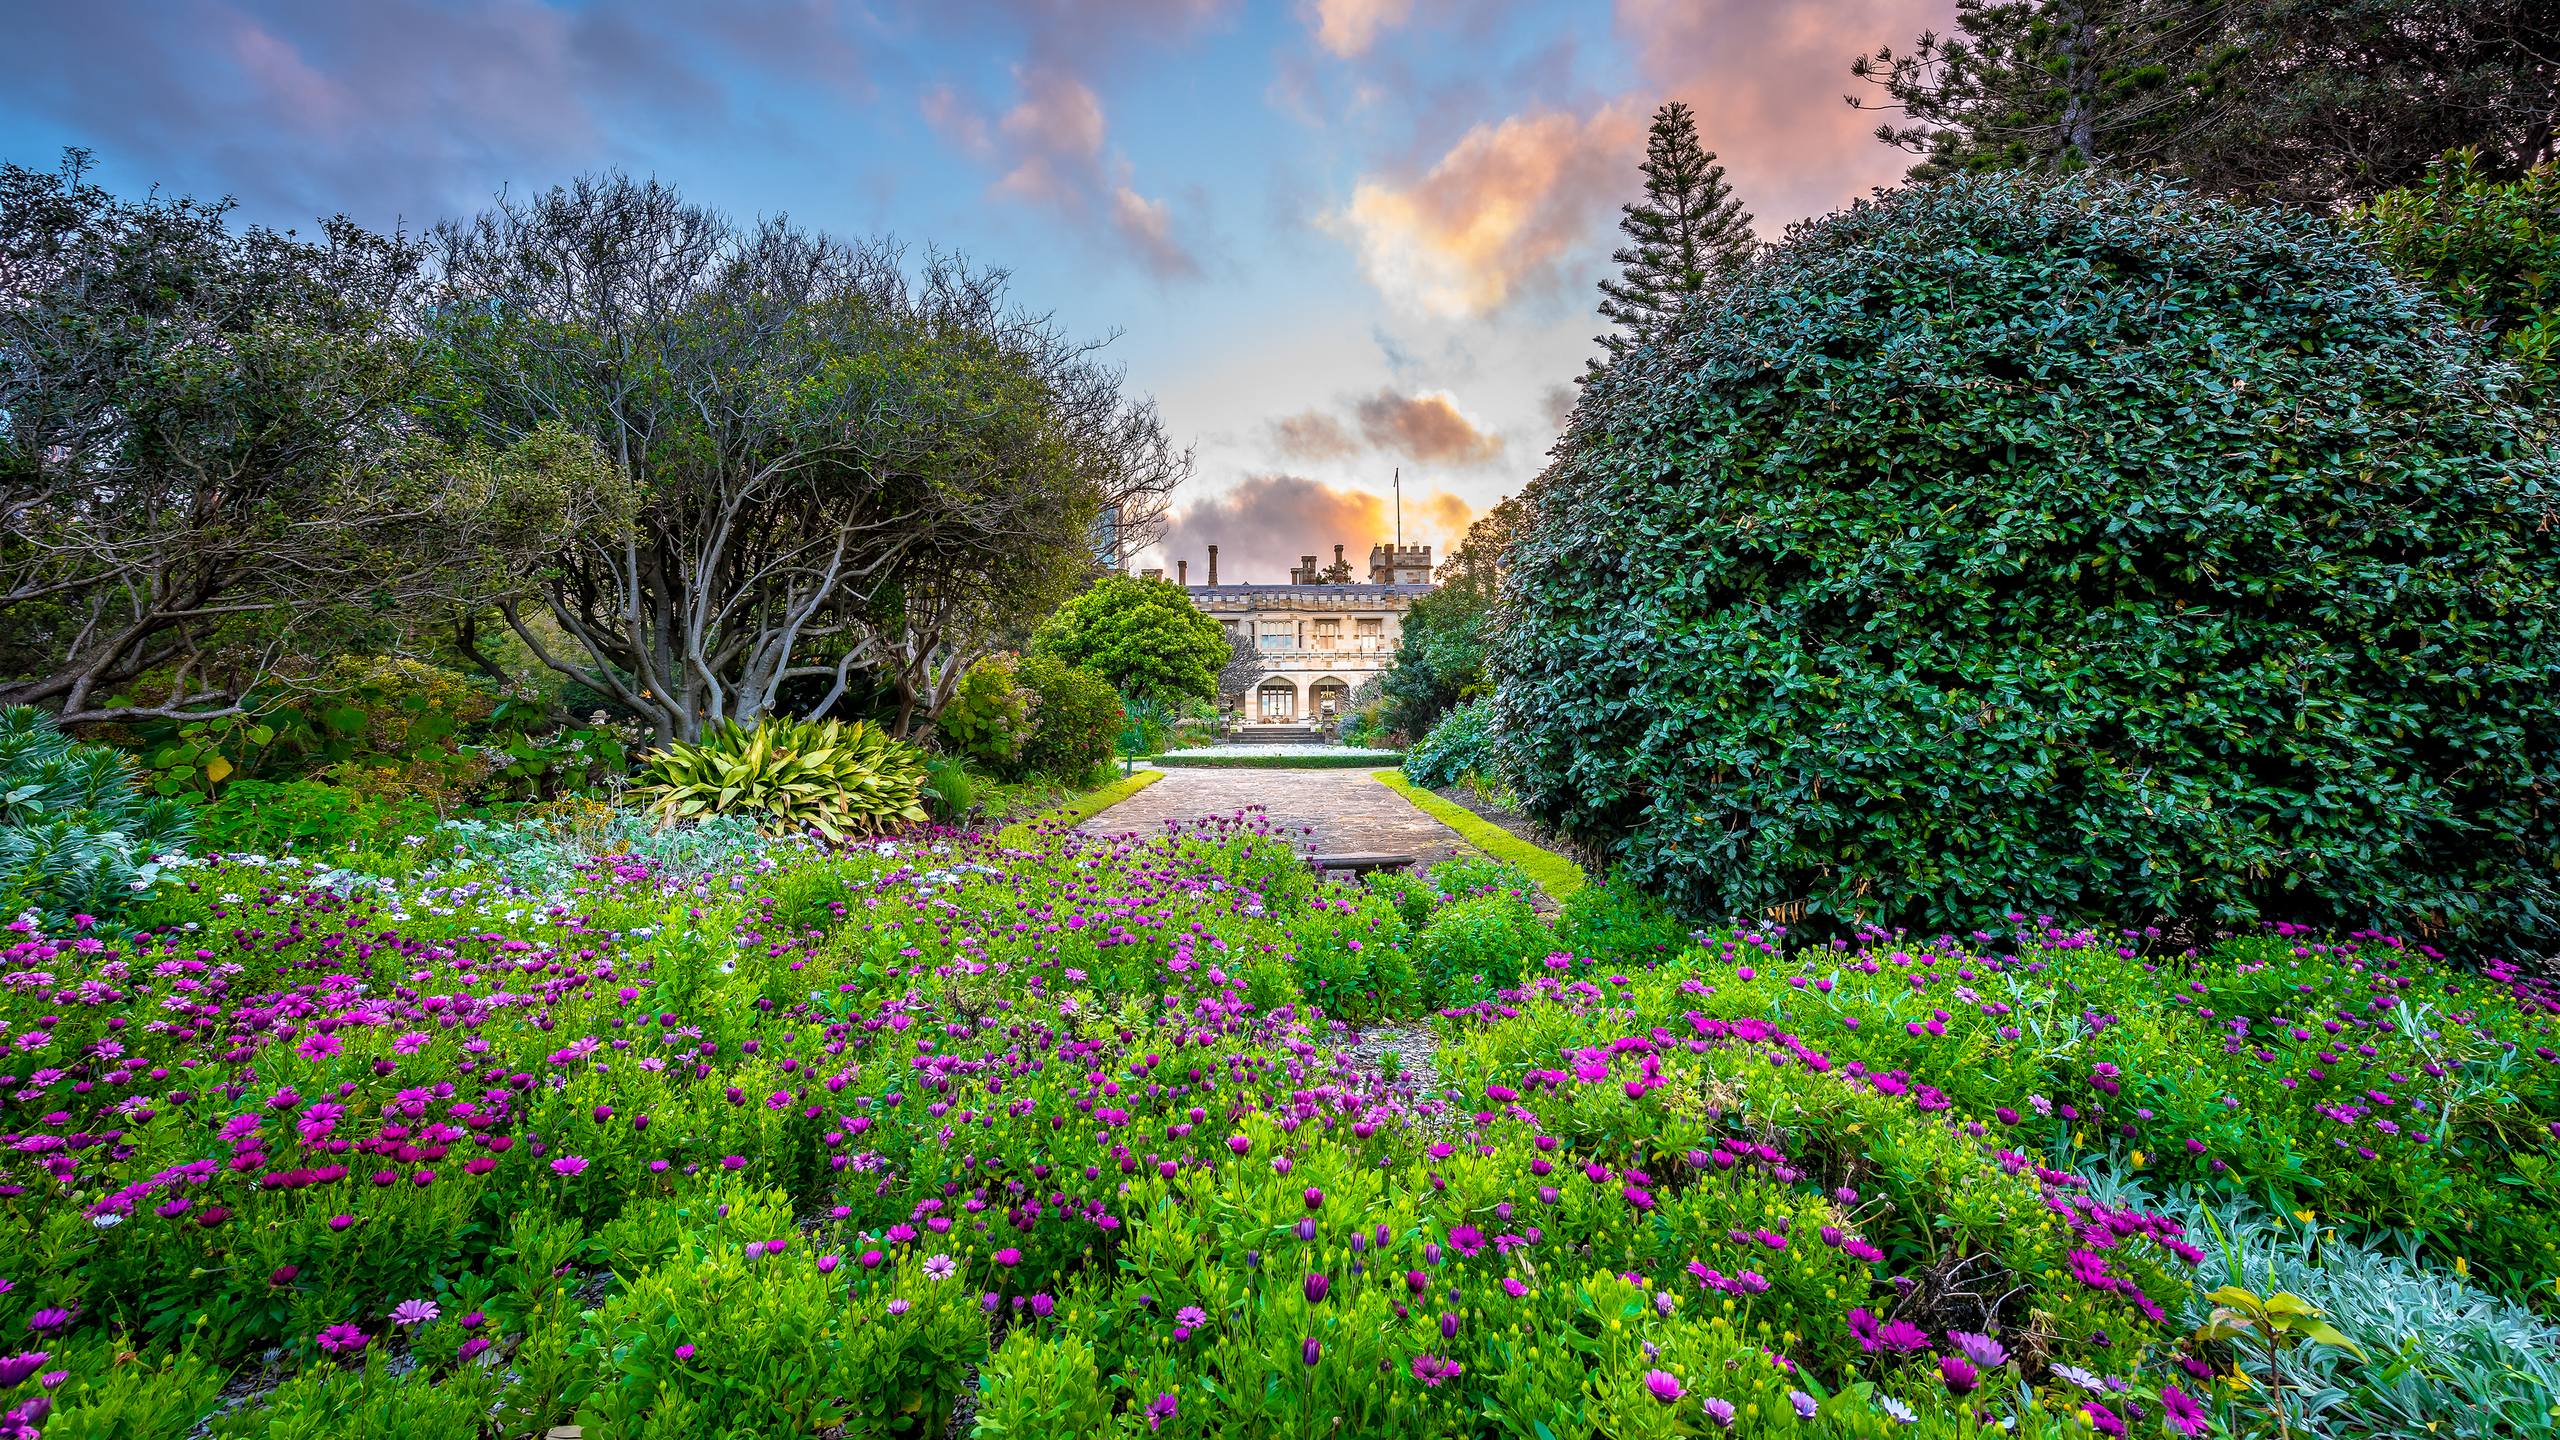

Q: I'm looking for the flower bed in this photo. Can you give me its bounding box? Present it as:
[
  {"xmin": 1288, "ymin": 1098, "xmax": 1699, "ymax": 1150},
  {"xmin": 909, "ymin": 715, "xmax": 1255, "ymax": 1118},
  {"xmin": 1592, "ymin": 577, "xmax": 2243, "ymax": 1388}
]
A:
[{"xmin": 0, "ymin": 818, "xmax": 2551, "ymax": 1437}]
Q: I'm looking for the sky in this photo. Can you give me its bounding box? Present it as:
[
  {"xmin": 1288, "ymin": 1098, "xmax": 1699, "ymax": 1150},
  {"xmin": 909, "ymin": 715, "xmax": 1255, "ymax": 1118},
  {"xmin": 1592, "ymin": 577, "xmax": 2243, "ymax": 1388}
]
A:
[{"xmin": 1, "ymin": 0, "xmax": 1951, "ymax": 583}]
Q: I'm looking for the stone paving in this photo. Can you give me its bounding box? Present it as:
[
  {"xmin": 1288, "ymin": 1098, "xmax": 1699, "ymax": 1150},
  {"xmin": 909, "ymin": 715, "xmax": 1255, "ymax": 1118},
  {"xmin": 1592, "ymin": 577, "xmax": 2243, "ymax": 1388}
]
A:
[{"xmin": 1075, "ymin": 765, "xmax": 1478, "ymax": 867}]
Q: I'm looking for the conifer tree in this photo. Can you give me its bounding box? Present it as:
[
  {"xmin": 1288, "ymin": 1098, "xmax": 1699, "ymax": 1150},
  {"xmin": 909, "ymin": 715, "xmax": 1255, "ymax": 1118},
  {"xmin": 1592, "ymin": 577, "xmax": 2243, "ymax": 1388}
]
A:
[{"xmin": 1595, "ymin": 101, "xmax": 1757, "ymax": 359}]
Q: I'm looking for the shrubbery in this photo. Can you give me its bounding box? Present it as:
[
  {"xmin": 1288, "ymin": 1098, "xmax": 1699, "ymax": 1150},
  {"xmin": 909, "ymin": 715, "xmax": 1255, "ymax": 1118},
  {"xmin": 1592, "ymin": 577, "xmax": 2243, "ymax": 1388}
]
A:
[
  {"xmin": 0, "ymin": 705, "xmax": 191, "ymax": 923},
  {"xmin": 937, "ymin": 655, "xmax": 1040, "ymax": 772},
  {"xmin": 1494, "ymin": 171, "xmax": 2560, "ymax": 946},
  {"xmin": 635, "ymin": 717, "xmax": 926, "ymax": 840},
  {"xmin": 1400, "ymin": 697, "xmax": 1494, "ymax": 790},
  {"xmin": 1014, "ymin": 655, "xmax": 1121, "ymax": 781}
]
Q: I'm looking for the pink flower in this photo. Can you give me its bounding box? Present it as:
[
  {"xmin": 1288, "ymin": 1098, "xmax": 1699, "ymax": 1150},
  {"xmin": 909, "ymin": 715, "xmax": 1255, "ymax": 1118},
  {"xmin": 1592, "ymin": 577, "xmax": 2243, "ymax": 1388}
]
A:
[
  {"xmin": 1643, "ymin": 1369, "xmax": 1684, "ymax": 1404},
  {"xmin": 551, "ymin": 1156, "xmax": 589, "ymax": 1177}
]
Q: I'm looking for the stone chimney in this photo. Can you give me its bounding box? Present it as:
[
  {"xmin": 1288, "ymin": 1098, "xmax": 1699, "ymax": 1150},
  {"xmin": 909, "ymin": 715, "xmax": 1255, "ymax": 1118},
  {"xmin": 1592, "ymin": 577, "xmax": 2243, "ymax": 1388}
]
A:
[
  {"xmin": 1178, "ymin": 559, "xmax": 1188, "ymax": 585},
  {"xmin": 1207, "ymin": 545, "xmax": 1218, "ymax": 586},
  {"xmin": 1333, "ymin": 543, "xmax": 1345, "ymax": 569}
]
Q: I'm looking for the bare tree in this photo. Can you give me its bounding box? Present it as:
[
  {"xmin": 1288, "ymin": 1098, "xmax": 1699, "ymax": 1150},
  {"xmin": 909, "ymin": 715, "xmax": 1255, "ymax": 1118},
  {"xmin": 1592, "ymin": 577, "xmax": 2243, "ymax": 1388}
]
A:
[{"xmin": 426, "ymin": 174, "xmax": 1185, "ymax": 744}]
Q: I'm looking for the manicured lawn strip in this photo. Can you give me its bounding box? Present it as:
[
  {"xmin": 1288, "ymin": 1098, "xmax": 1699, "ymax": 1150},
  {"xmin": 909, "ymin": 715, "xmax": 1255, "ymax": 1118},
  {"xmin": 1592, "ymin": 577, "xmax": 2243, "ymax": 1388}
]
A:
[
  {"xmin": 994, "ymin": 768, "xmax": 1162, "ymax": 846},
  {"xmin": 1373, "ymin": 767, "xmax": 1586, "ymax": 901},
  {"xmin": 1151, "ymin": 752, "xmax": 1403, "ymax": 768}
]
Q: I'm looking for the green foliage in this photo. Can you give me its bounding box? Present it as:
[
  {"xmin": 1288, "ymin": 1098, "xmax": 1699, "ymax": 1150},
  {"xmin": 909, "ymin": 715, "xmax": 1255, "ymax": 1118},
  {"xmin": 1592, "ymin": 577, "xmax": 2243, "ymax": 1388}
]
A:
[
  {"xmin": 1400, "ymin": 698, "xmax": 1495, "ymax": 791},
  {"xmin": 1555, "ymin": 872, "xmax": 1688, "ymax": 965},
  {"xmin": 1378, "ymin": 772, "xmax": 1587, "ymax": 904},
  {"xmin": 1413, "ymin": 891, "xmax": 1555, "ymax": 1001},
  {"xmin": 0, "ymin": 705, "xmax": 192, "ymax": 923},
  {"xmin": 1494, "ymin": 170, "xmax": 2560, "ymax": 948},
  {"xmin": 1030, "ymin": 574, "xmax": 1229, "ymax": 707},
  {"xmin": 1014, "ymin": 656, "xmax": 1122, "ymax": 781},
  {"xmin": 2354, "ymin": 148, "xmax": 2560, "ymax": 407},
  {"xmin": 936, "ymin": 655, "xmax": 1039, "ymax": 771},
  {"xmin": 1380, "ymin": 499, "xmax": 1519, "ymax": 741},
  {"xmin": 1115, "ymin": 693, "xmax": 1175, "ymax": 761},
  {"xmin": 193, "ymin": 780, "xmax": 447, "ymax": 858},
  {"xmin": 920, "ymin": 756, "xmax": 979, "ymax": 823},
  {"xmin": 1595, "ymin": 100, "xmax": 1757, "ymax": 360},
  {"xmin": 635, "ymin": 718, "xmax": 926, "ymax": 841}
]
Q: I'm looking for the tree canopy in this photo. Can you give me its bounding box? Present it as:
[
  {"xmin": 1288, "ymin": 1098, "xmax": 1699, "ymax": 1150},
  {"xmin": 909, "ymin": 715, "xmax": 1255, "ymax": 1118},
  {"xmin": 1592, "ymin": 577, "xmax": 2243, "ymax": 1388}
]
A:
[
  {"xmin": 1030, "ymin": 573, "xmax": 1229, "ymax": 708},
  {"xmin": 1594, "ymin": 101, "xmax": 1757, "ymax": 362},
  {"xmin": 1852, "ymin": 1, "xmax": 2560, "ymax": 208},
  {"xmin": 0, "ymin": 153, "xmax": 603, "ymax": 725},
  {"xmin": 424, "ymin": 174, "xmax": 1185, "ymax": 743}
]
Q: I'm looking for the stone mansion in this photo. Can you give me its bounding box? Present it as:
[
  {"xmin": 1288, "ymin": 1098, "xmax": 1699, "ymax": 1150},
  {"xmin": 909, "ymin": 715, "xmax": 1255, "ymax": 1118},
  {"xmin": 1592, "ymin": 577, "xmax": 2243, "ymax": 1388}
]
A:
[{"xmin": 1141, "ymin": 541, "xmax": 1434, "ymax": 724}]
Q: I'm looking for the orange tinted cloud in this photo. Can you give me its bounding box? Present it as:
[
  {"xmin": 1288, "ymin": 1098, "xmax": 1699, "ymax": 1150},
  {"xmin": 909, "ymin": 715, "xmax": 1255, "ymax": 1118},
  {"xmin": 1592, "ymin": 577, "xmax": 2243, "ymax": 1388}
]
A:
[
  {"xmin": 1155, "ymin": 473, "xmax": 1474, "ymax": 582},
  {"xmin": 1353, "ymin": 388, "xmax": 1503, "ymax": 465},
  {"xmin": 1269, "ymin": 411, "xmax": 1364, "ymax": 461},
  {"xmin": 1335, "ymin": 100, "xmax": 1647, "ymax": 317}
]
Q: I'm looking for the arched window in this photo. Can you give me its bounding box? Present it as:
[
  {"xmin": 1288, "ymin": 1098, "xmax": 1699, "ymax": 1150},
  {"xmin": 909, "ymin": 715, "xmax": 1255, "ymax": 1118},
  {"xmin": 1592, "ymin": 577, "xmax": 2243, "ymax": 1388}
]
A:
[{"xmin": 1255, "ymin": 679, "xmax": 1297, "ymax": 722}]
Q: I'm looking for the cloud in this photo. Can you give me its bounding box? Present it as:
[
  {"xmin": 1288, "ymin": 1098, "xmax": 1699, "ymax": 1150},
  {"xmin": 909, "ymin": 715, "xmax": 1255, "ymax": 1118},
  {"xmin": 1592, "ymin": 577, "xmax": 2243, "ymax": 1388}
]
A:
[
  {"xmin": 1334, "ymin": 100, "xmax": 1648, "ymax": 318},
  {"xmin": 1613, "ymin": 0, "xmax": 1943, "ymax": 228},
  {"xmin": 0, "ymin": 0, "xmax": 873, "ymax": 228},
  {"xmin": 1311, "ymin": 0, "xmax": 1415, "ymax": 58},
  {"xmin": 1539, "ymin": 383, "xmax": 1580, "ymax": 430},
  {"xmin": 929, "ymin": 61, "xmax": 1206, "ymax": 280},
  {"xmin": 1269, "ymin": 411, "xmax": 1364, "ymax": 462},
  {"xmin": 1153, "ymin": 473, "xmax": 1473, "ymax": 582},
  {"xmin": 1353, "ymin": 388, "xmax": 1504, "ymax": 465}
]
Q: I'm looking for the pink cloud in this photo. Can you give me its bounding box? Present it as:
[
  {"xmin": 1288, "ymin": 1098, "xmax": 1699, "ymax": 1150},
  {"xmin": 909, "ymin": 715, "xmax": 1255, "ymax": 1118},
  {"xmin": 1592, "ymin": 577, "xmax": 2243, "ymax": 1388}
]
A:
[
  {"xmin": 1335, "ymin": 100, "xmax": 1649, "ymax": 317},
  {"xmin": 1311, "ymin": 0, "xmax": 1415, "ymax": 58}
]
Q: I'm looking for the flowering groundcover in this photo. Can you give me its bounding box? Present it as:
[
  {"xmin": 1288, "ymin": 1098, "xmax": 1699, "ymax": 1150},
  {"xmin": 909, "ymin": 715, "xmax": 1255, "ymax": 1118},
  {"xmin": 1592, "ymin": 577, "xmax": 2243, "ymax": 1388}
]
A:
[{"xmin": 0, "ymin": 815, "xmax": 2551, "ymax": 1438}]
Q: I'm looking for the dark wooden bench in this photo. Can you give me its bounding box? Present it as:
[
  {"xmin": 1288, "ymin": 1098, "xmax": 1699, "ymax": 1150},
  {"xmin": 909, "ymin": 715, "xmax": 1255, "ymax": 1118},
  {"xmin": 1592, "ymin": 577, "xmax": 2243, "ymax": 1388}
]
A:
[{"xmin": 1308, "ymin": 852, "xmax": 1418, "ymax": 879}]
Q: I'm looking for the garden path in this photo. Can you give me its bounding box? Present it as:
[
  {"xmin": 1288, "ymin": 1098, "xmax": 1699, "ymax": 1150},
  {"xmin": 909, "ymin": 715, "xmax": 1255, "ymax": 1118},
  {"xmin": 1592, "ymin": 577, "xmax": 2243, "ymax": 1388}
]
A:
[{"xmin": 1074, "ymin": 765, "xmax": 1477, "ymax": 866}]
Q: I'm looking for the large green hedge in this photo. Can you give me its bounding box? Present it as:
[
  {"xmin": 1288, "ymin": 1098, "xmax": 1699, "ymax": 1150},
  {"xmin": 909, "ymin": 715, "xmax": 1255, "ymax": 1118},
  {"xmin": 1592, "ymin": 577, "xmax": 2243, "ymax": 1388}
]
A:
[{"xmin": 1491, "ymin": 171, "xmax": 2560, "ymax": 948}]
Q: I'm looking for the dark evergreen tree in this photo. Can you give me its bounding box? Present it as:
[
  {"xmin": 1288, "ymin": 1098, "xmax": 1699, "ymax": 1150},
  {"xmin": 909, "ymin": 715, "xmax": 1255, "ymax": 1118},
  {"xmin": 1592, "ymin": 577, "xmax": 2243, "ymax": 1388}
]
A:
[
  {"xmin": 1594, "ymin": 101, "xmax": 1756, "ymax": 360},
  {"xmin": 1851, "ymin": 0, "xmax": 2559, "ymax": 209}
]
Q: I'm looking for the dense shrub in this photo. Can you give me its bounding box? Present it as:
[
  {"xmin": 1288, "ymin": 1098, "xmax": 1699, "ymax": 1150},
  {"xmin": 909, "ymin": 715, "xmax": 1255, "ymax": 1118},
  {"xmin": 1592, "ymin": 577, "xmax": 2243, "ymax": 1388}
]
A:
[
  {"xmin": 635, "ymin": 717, "xmax": 926, "ymax": 840},
  {"xmin": 1400, "ymin": 698, "xmax": 1494, "ymax": 791},
  {"xmin": 1029, "ymin": 573, "xmax": 1229, "ymax": 706},
  {"xmin": 1494, "ymin": 170, "xmax": 2560, "ymax": 946},
  {"xmin": 936, "ymin": 655, "xmax": 1039, "ymax": 771},
  {"xmin": 1413, "ymin": 890, "xmax": 1554, "ymax": 1000},
  {"xmin": 1554, "ymin": 871, "xmax": 1688, "ymax": 963},
  {"xmin": 0, "ymin": 705, "xmax": 191, "ymax": 923},
  {"xmin": 194, "ymin": 779, "xmax": 447, "ymax": 857},
  {"xmin": 1014, "ymin": 656, "xmax": 1121, "ymax": 781},
  {"xmin": 2353, "ymin": 149, "xmax": 2559, "ymax": 407}
]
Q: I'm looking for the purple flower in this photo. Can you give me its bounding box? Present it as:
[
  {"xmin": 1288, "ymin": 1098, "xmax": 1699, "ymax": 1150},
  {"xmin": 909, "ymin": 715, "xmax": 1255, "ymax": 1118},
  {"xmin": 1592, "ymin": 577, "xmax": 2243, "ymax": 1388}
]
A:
[
  {"xmin": 316, "ymin": 1323, "xmax": 368, "ymax": 1356},
  {"xmin": 1301, "ymin": 1337, "xmax": 1321, "ymax": 1367},
  {"xmin": 887, "ymin": 1298, "xmax": 910, "ymax": 1316},
  {"xmin": 2161, "ymin": 1385, "xmax": 2208, "ymax": 1438},
  {"xmin": 0, "ymin": 1354, "xmax": 47, "ymax": 1389},
  {"xmin": 1938, "ymin": 1354, "xmax": 1979, "ymax": 1394},
  {"xmin": 1304, "ymin": 1186, "xmax": 1324, "ymax": 1210},
  {"xmin": 390, "ymin": 1299, "xmax": 439, "ymax": 1327},
  {"xmin": 994, "ymin": 1248, "xmax": 1023, "ymax": 1268},
  {"xmin": 1410, "ymin": 1353, "xmax": 1462, "ymax": 1386},
  {"xmin": 1702, "ymin": 1396, "xmax": 1736, "ymax": 1429},
  {"xmin": 1304, "ymin": 1273, "xmax": 1329, "ymax": 1305},
  {"xmin": 1789, "ymin": 1390, "xmax": 1819, "ymax": 1419},
  {"xmin": 1949, "ymin": 1331, "xmax": 2008, "ymax": 1369},
  {"xmin": 924, "ymin": 1254, "xmax": 957, "ymax": 1280},
  {"xmin": 20, "ymin": 1313, "xmax": 66, "ymax": 1338},
  {"xmin": 550, "ymin": 1155, "xmax": 589, "ymax": 1177},
  {"xmin": 1447, "ymin": 1225, "xmax": 1484, "ymax": 1258},
  {"xmin": 676, "ymin": 1343, "xmax": 696, "ymax": 1361},
  {"xmin": 1147, "ymin": 1393, "xmax": 1179, "ymax": 1431},
  {"xmin": 1643, "ymin": 1370, "xmax": 1684, "ymax": 1404}
]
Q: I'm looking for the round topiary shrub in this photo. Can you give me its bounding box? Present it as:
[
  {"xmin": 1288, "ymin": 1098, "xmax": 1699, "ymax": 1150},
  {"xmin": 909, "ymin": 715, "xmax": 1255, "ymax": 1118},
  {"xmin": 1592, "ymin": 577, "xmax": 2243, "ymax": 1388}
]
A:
[{"xmin": 1492, "ymin": 171, "xmax": 2560, "ymax": 948}]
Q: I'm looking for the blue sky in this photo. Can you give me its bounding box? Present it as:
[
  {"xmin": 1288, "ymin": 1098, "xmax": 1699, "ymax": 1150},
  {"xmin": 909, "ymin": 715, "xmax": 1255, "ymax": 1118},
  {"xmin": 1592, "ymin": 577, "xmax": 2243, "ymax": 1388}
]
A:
[{"xmin": 2, "ymin": 0, "xmax": 1949, "ymax": 580}]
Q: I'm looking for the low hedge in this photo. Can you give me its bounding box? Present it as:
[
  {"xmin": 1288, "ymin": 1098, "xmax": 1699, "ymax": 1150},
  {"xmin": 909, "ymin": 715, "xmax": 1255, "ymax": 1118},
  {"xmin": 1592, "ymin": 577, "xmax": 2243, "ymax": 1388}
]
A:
[
  {"xmin": 1374, "ymin": 769, "xmax": 1584, "ymax": 901},
  {"xmin": 1150, "ymin": 752, "xmax": 1403, "ymax": 769}
]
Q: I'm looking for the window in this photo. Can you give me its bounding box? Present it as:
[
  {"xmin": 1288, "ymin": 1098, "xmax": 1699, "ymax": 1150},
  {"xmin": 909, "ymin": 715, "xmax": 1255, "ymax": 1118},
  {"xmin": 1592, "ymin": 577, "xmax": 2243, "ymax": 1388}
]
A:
[
  {"xmin": 1355, "ymin": 617, "xmax": 1383, "ymax": 641},
  {"xmin": 1314, "ymin": 619, "xmax": 1341, "ymax": 648},
  {"xmin": 1257, "ymin": 622, "xmax": 1293, "ymax": 650}
]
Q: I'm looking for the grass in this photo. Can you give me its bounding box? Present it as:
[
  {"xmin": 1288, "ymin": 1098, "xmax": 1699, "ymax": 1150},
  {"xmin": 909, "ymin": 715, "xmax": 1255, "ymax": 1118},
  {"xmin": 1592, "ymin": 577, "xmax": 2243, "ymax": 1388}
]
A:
[
  {"xmin": 1151, "ymin": 752, "xmax": 1404, "ymax": 768},
  {"xmin": 993, "ymin": 767, "xmax": 1162, "ymax": 846},
  {"xmin": 1372, "ymin": 767, "xmax": 1586, "ymax": 901}
]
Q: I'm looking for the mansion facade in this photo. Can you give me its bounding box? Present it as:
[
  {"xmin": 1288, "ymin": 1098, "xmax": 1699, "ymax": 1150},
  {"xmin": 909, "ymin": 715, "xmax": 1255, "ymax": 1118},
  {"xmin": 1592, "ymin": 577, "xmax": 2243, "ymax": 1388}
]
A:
[{"xmin": 1143, "ymin": 541, "xmax": 1435, "ymax": 724}]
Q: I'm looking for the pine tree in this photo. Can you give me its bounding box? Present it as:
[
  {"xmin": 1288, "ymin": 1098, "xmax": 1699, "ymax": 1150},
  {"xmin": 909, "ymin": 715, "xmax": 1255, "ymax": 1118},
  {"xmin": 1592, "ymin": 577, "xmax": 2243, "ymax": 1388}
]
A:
[{"xmin": 1595, "ymin": 102, "xmax": 1757, "ymax": 360}]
